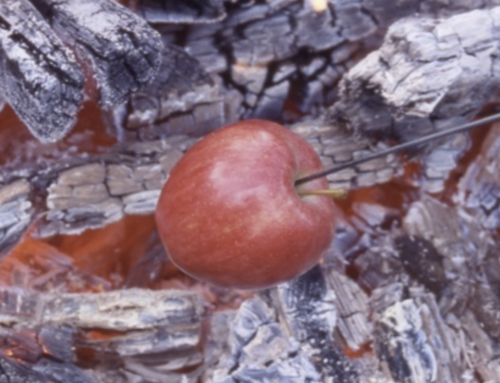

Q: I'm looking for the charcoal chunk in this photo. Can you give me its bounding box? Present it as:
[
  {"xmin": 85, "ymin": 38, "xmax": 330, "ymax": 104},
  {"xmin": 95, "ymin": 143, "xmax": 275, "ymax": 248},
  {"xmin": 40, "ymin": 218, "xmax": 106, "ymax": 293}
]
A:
[
  {"xmin": 0, "ymin": 1, "xmax": 84, "ymax": 142},
  {"xmin": 33, "ymin": 0, "xmax": 163, "ymax": 106},
  {"xmin": 395, "ymin": 235, "xmax": 448, "ymax": 294}
]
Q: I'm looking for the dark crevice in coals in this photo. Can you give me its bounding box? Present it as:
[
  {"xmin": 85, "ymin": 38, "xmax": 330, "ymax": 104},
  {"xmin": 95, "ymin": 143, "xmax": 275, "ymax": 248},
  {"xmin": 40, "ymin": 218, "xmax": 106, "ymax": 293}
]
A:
[
  {"xmin": 212, "ymin": 36, "xmax": 252, "ymax": 112},
  {"xmin": 120, "ymin": 27, "xmax": 159, "ymax": 75},
  {"xmin": 122, "ymin": 59, "xmax": 140, "ymax": 89},
  {"xmin": 74, "ymin": 40, "xmax": 109, "ymax": 69},
  {"xmin": 376, "ymin": 325, "xmax": 413, "ymax": 382},
  {"xmin": 290, "ymin": 265, "xmax": 327, "ymax": 304},
  {"xmin": 222, "ymin": 0, "xmax": 253, "ymax": 13},
  {"xmin": 396, "ymin": 235, "xmax": 448, "ymax": 296},
  {"xmin": 345, "ymin": 261, "xmax": 361, "ymax": 281},
  {"xmin": 309, "ymin": 327, "xmax": 359, "ymax": 382},
  {"xmin": 0, "ymin": 14, "xmax": 11, "ymax": 31},
  {"xmin": 139, "ymin": 0, "xmax": 227, "ymax": 22},
  {"xmin": 360, "ymin": 5, "xmax": 380, "ymax": 27},
  {"xmin": 131, "ymin": 109, "xmax": 191, "ymax": 136},
  {"xmin": 28, "ymin": 0, "xmax": 56, "ymax": 22},
  {"xmin": 289, "ymin": 267, "xmax": 359, "ymax": 382},
  {"xmin": 63, "ymin": 211, "xmax": 108, "ymax": 227},
  {"xmin": 227, "ymin": 361, "xmax": 240, "ymax": 376},
  {"xmin": 473, "ymin": 368, "xmax": 485, "ymax": 383}
]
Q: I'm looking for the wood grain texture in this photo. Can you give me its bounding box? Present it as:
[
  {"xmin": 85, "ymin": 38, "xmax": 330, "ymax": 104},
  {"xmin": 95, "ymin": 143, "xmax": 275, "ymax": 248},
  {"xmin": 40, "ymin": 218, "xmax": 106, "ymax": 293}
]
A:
[{"xmin": 0, "ymin": 2, "xmax": 500, "ymax": 383}]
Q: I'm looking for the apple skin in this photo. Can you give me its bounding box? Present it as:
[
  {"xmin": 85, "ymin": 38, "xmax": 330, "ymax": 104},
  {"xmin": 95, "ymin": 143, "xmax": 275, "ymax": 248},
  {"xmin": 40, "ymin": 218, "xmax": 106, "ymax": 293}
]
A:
[{"xmin": 155, "ymin": 120, "xmax": 335, "ymax": 289}]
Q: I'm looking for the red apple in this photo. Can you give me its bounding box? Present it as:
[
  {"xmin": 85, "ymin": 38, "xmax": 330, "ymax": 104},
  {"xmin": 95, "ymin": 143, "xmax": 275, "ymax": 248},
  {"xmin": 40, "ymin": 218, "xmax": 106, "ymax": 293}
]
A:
[{"xmin": 155, "ymin": 120, "xmax": 335, "ymax": 289}]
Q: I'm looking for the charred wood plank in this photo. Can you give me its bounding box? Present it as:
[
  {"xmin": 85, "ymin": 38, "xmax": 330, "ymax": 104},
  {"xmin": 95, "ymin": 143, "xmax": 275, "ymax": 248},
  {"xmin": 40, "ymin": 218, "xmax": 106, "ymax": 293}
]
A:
[
  {"xmin": 32, "ymin": 0, "xmax": 163, "ymax": 106},
  {"xmin": 135, "ymin": 0, "xmax": 227, "ymax": 24},
  {"xmin": 0, "ymin": 287, "xmax": 203, "ymax": 382},
  {"xmin": 328, "ymin": 7, "xmax": 500, "ymax": 192},
  {"xmin": 115, "ymin": 45, "xmax": 242, "ymax": 140},
  {"xmin": 0, "ymin": 1, "xmax": 84, "ymax": 142}
]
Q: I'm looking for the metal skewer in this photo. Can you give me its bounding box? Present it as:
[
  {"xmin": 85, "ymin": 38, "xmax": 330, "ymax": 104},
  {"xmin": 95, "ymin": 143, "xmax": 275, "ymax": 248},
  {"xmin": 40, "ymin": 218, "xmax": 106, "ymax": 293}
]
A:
[{"xmin": 295, "ymin": 112, "xmax": 500, "ymax": 186}]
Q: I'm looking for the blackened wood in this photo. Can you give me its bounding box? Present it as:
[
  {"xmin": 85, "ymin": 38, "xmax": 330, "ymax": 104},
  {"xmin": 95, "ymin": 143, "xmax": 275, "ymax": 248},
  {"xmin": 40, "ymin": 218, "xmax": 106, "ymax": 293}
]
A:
[
  {"xmin": 32, "ymin": 0, "xmax": 163, "ymax": 106},
  {"xmin": 0, "ymin": 1, "xmax": 84, "ymax": 142}
]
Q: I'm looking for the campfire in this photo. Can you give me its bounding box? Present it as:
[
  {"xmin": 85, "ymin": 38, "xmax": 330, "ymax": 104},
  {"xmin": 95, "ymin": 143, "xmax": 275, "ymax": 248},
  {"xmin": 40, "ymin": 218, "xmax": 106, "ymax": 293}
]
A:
[{"xmin": 1, "ymin": 1, "xmax": 500, "ymax": 382}]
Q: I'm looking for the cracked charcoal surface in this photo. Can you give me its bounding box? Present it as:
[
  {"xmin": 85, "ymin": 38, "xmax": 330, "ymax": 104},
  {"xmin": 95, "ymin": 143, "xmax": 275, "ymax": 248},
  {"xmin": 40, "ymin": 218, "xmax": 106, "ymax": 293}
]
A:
[
  {"xmin": 136, "ymin": 0, "xmax": 227, "ymax": 24},
  {"xmin": 328, "ymin": 7, "xmax": 500, "ymax": 192},
  {"xmin": 0, "ymin": 1, "xmax": 84, "ymax": 142},
  {"xmin": 206, "ymin": 266, "xmax": 357, "ymax": 383},
  {"xmin": 2, "ymin": 2, "xmax": 500, "ymax": 383},
  {"xmin": 402, "ymin": 197, "xmax": 492, "ymax": 315},
  {"xmin": 1, "ymin": 0, "xmax": 500, "ymax": 143},
  {"xmin": 120, "ymin": 3, "xmax": 500, "ymax": 194},
  {"xmin": 373, "ymin": 293, "xmax": 455, "ymax": 383},
  {"xmin": 207, "ymin": 297, "xmax": 322, "ymax": 382},
  {"xmin": 280, "ymin": 266, "xmax": 358, "ymax": 382},
  {"xmin": 349, "ymin": 194, "xmax": 500, "ymax": 381},
  {"xmin": 0, "ymin": 288, "xmax": 203, "ymax": 382},
  {"xmin": 324, "ymin": 270, "xmax": 372, "ymax": 352},
  {"xmin": 118, "ymin": 44, "xmax": 237, "ymax": 140},
  {"xmin": 32, "ymin": 0, "xmax": 163, "ymax": 107},
  {"xmin": 159, "ymin": 0, "xmax": 500, "ymax": 126},
  {"xmin": 395, "ymin": 236, "xmax": 448, "ymax": 295}
]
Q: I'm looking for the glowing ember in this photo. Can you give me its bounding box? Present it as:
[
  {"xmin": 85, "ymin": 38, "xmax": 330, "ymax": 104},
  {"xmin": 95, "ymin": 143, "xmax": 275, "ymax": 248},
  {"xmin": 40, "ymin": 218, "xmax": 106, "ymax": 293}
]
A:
[{"xmin": 0, "ymin": 102, "xmax": 116, "ymax": 170}]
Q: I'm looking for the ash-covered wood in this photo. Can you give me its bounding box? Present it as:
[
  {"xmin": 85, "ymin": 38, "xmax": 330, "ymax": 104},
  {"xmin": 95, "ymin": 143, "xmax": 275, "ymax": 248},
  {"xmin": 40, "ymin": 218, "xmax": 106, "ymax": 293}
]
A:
[
  {"xmin": 127, "ymin": 0, "xmax": 500, "ymax": 133},
  {"xmin": 33, "ymin": 0, "xmax": 163, "ymax": 107},
  {"xmin": 2, "ymin": 2, "xmax": 500, "ymax": 383},
  {"xmin": 135, "ymin": 0, "xmax": 227, "ymax": 24},
  {"xmin": 0, "ymin": 287, "xmax": 203, "ymax": 383},
  {"xmin": 1, "ymin": 0, "xmax": 499, "ymax": 143},
  {"xmin": 324, "ymin": 270, "xmax": 372, "ymax": 352},
  {"xmin": 336, "ymin": 194, "xmax": 500, "ymax": 382},
  {"xmin": 290, "ymin": 120, "xmax": 401, "ymax": 190},
  {"xmin": 0, "ymin": 352, "xmax": 98, "ymax": 383},
  {"xmin": 40, "ymin": 137, "xmax": 193, "ymax": 237},
  {"xmin": 116, "ymin": 45, "xmax": 242, "ymax": 140},
  {"xmin": 0, "ymin": 180, "xmax": 32, "ymax": 254},
  {"xmin": 329, "ymin": 7, "xmax": 500, "ymax": 192},
  {"xmin": 372, "ymin": 286, "xmax": 460, "ymax": 383},
  {"xmin": 204, "ymin": 266, "xmax": 358, "ymax": 383},
  {"xmin": 0, "ymin": 1, "xmax": 85, "ymax": 142}
]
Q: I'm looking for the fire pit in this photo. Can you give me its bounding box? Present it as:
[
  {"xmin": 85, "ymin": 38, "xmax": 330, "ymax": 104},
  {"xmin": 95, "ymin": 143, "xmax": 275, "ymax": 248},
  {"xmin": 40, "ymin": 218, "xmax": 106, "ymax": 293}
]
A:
[{"xmin": 0, "ymin": 1, "xmax": 500, "ymax": 382}]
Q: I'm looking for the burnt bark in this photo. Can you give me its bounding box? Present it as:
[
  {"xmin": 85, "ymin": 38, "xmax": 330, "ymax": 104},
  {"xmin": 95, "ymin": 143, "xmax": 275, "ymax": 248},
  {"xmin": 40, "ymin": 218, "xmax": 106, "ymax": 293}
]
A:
[
  {"xmin": 0, "ymin": 1, "xmax": 84, "ymax": 142},
  {"xmin": 1, "ymin": 2, "xmax": 500, "ymax": 383}
]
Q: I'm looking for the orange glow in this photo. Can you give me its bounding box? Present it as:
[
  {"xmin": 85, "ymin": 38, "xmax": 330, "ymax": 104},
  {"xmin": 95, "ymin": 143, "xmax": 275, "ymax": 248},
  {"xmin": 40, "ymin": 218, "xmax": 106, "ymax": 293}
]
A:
[
  {"xmin": 87, "ymin": 330, "xmax": 126, "ymax": 340},
  {"xmin": 0, "ymin": 230, "xmax": 110, "ymax": 292},
  {"xmin": 343, "ymin": 342, "xmax": 373, "ymax": 359},
  {"xmin": 0, "ymin": 102, "xmax": 116, "ymax": 169},
  {"xmin": 47, "ymin": 215, "xmax": 157, "ymax": 286}
]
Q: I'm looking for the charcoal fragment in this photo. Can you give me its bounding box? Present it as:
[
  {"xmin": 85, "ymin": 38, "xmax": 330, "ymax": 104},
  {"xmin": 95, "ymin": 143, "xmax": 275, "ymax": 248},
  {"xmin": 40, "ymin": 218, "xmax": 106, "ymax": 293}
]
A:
[
  {"xmin": 33, "ymin": 0, "xmax": 163, "ymax": 106},
  {"xmin": 395, "ymin": 235, "xmax": 448, "ymax": 295},
  {"xmin": 0, "ymin": 1, "xmax": 85, "ymax": 142}
]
